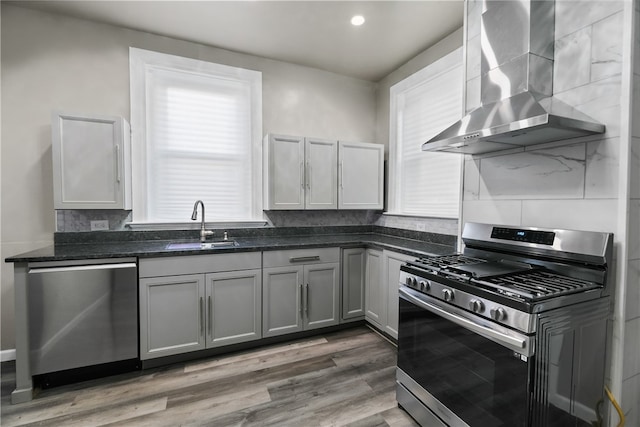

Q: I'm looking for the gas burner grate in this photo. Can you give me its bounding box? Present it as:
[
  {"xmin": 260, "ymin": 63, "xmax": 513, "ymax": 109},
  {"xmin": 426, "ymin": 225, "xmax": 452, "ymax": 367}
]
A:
[
  {"xmin": 473, "ymin": 270, "xmax": 601, "ymax": 301},
  {"xmin": 410, "ymin": 255, "xmax": 486, "ymax": 271}
]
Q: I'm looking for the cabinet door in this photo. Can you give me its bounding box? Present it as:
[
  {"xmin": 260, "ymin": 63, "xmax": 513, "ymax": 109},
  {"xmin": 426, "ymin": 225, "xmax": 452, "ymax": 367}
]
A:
[
  {"xmin": 262, "ymin": 266, "xmax": 304, "ymax": 337},
  {"xmin": 341, "ymin": 248, "xmax": 366, "ymax": 321},
  {"xmin": 364, "ymin": 249, "xmax": 384, "ymax": 328},
  {"xmin": 264, "ymin": 134, "xmax": 305, "ymax": 210},
  {"xmin": 52, "ymin": 112, "xmax": 131, "ymax": 210},
  {"xmin": 338, "ymin": 141, "xmax": 384, "ymax": 210},
  {"xmin": 303, "ymin": 262, "xmax": 340, "ymax": 330},
  {"xmin": 305, "ymin": 138, "xmax": 337, "ymax": 209},
  {"xmin": 383, "ymin": 250, "xmax": 414, "ymax": 339},
  {"xmin": 139, "ymin": 275, "xmax": 205, "ymax": 360},
  {"xmin": 205, "ymin": 269, "xmax": 262, "ymax": 348}
]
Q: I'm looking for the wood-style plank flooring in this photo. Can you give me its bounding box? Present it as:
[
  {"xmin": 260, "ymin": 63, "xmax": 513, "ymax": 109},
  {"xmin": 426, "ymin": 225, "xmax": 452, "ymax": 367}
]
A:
[{"xmin": 1, "ymin": 326, "xmax": 418, "ymax": 427}]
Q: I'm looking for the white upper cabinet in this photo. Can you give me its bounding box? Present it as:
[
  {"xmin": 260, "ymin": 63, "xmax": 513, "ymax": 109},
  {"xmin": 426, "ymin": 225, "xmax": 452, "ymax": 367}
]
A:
[
  {"xmin": 264, "ymin": 134, "xmax": 305, "ymax": 210},
  {"xmin": 338, "ymin": 141, "xmax": 384, "ymax": 210},
  {"xmin": 305, "ymin": 138, "xmax": 338, "ymax": 209},
  {"xmin": 264, "ymin": 134, "xmax": 382, "ymax": 210},
  {"xmin": 52, "ymin": 112, "xmax": 131, "ymax": 210},
  {"xmin": 264, "ymin": 134, "xmax": 337, "ymax": 210}
]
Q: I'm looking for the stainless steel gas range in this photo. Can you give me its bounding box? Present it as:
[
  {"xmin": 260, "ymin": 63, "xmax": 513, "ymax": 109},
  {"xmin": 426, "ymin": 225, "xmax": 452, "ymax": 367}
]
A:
[{"xmin": 396, "ymin": 223, "xmax": 613, "ymax": 427}]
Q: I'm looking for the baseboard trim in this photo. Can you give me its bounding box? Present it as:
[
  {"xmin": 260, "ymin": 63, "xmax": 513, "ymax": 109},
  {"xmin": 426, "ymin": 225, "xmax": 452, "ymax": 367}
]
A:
[{"xmin": 1, "ymin": 349, "xmax": 16, "ymax": 362}]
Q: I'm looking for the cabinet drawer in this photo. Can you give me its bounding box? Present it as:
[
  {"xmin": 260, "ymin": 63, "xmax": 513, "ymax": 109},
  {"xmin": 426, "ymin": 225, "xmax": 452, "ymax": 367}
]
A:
[
  {"xmin": 263, "ymin": 247, "xmax": 340, "ymax": 268},
  {"xmin": 139, "ymin": 252, "xmax": 261, "ymax": 278}
]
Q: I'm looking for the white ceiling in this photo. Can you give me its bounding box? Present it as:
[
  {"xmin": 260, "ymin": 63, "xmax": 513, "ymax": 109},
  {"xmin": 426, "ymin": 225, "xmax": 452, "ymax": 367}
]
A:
[{"xmin": 9, "ymin": 1, "xmax": 464, "ymax": 82}]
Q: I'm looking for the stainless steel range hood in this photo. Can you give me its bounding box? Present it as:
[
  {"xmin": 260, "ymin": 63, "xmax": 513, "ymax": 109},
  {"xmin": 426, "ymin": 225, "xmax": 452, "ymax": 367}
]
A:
[{"xmin": 422, "ymin": 0, "xmax": 605, "ymax": 155}]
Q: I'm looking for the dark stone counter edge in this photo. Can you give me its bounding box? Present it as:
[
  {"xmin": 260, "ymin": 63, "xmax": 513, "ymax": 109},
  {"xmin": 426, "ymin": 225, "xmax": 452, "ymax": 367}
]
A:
[
  {"xmin": 52, "ymin": 225, "xmax": 456, "ymax": 246},
  {"xmin": 5, "ymin": 229, "xmax": 457, "ymax": 263}
]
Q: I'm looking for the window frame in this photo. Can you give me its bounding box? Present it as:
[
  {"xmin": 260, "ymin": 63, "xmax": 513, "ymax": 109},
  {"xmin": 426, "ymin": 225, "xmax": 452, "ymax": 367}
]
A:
[
  {"xmin": 387, "ymin": 47, "xmax": 464, "ymax": 219},
  {"xmin": 129, "ymin": 47, "xmax": 263, "ymax": 225}
]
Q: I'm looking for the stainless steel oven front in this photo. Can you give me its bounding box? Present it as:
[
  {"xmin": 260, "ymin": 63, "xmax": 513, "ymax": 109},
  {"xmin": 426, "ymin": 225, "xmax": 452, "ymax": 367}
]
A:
[
  {"xmin": 396, "ymin": 285, "xmax": 609, "ymax": 427},
  {"xmin": 397, "ymin": 285, "xmax": 533, "ymax": 427}
]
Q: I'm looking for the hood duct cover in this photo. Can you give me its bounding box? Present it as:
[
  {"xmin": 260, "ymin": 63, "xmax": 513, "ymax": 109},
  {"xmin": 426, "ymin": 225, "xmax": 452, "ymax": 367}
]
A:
[{"xmin": 422, "ymin": 0, "xmax": 605, "ymax": 154}]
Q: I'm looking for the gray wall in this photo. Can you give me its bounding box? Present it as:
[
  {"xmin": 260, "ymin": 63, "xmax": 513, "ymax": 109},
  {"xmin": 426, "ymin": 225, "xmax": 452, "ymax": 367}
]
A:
[{"xmin": 0, "ymin": 4, "xmax": 377, "ymax": 351}]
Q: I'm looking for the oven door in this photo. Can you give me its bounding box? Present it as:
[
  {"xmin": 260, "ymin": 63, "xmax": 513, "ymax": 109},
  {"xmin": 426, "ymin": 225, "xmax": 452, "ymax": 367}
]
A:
[{"xmin": 397, "ymin": 286, "xmax": 533, "ymax": 427}]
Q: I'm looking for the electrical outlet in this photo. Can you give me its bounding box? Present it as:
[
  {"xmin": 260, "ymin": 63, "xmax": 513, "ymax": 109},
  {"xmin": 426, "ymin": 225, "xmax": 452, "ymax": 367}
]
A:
[{"xmin": 90, "ymin": 220, "xmax": 109, "ymax": 231}]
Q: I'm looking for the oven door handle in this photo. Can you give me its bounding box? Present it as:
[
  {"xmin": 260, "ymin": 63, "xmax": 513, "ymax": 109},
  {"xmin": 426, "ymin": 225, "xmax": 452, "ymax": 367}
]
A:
[{"xmin": 399, "ymin": 287, "xmax": 532, "ymax": 356}]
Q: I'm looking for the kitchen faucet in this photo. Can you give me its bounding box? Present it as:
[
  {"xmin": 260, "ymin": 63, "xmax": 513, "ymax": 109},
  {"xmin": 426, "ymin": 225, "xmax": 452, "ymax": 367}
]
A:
[{"xmin": 191, "ymin": 200, "xmax": 214, "ymax": 243}]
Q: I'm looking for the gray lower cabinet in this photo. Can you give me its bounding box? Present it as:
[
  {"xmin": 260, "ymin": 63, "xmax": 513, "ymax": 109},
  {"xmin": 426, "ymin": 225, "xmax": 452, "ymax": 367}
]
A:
[
  {"xmin": 341, "ymin": 247, "xmax": 366, "ymax": 321},
  {"xmin": 382, "ymin": 250, "xmax": 414, "ymax": 339},
  {"xmin": 363, "ymin": 249, "xmax": 414, "ymax": 339},
  {"xmin": 139, "ymin": 274, "xmax": 206, "ymax": 359},
  {"xmin": 205, "ymin": 269, "xmax": 262, "ymax": 348},
  {"xmin": 364, "ymin": 248, "xmax": 384, "ymax": 329},
  {"xmin": 262, "ymin": 248, "xmax": 340, "ymax": 338},
  {"xmin": 139, "ymin": 253, "xmax": 262, "ymax": 360}
]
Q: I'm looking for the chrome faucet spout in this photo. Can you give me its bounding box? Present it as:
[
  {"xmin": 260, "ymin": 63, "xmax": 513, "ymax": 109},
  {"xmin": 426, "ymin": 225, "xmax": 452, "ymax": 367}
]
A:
[{"xmin": 191, "ymin": 200, "xmax": 213, "ymax": 243}]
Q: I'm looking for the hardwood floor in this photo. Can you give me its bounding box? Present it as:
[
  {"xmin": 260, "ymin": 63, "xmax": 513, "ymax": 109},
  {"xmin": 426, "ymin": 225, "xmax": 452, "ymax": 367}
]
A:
[{"xmin": 1, "ymin": 326, "xmax": 418, "ymax": 427}]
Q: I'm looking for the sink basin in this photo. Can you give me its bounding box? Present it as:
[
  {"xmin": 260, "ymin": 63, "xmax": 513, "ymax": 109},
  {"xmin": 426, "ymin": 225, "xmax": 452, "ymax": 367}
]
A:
[{"xmin": 165, "ymin": 241, "xmax": 237, "ymax": 250}]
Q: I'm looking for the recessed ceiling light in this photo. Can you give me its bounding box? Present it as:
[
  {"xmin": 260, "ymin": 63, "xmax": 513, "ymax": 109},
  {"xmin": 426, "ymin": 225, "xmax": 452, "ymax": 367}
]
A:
[{"xmin": 351, "ymin": 15, "xmax": 365, "ymax": 26}]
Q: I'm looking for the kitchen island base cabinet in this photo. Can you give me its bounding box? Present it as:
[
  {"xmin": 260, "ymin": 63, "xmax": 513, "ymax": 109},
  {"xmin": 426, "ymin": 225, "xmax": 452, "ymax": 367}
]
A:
[
  {"xmin": 139, "ymin": 253, "xmax": 262, "ymax": 360},
  {"xmin": 263, "ymin": 248, "xmax": 340, "ymax": 338}
]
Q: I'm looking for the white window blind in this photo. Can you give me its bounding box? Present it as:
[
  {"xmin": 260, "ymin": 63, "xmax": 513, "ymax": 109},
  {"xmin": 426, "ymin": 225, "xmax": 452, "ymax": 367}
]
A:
[
  {"xmin": 389, "ymin": 48, "xmax": 463, "ymax": 218},
  {"xmin": 130, "ymin": 48, "xmax": 262, "ymax": 223}
]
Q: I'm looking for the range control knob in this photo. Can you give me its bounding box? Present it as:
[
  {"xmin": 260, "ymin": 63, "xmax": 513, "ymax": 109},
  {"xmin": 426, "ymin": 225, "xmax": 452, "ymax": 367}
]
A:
[
  {"xmin": 419, "ymin": 280, "xmax": 430, "ymax": 292},
  {"xmin": 442, "ymin": 289, "xmax": 454, "ymax": 302},
  {"xmin": 469, "ymin": 299, "xmax": 485, "ymax": 313},
  {"xmin": 405, "ymin": 276, "xmax": 417, "ymax": 287},
  {"xmin": 490, "ymin": 307, "xmax": 507, "ymax": 322}
]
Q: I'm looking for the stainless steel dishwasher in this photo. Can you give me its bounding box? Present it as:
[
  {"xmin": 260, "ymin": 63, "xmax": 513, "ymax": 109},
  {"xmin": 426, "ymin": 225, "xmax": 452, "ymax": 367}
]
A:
[{"xmin": 27, "ymin": 258, "xmax": 138, "ymax": 384}]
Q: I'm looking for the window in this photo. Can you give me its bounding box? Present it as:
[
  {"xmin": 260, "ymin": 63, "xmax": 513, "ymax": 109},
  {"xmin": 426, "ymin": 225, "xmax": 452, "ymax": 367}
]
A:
[
  {"xmin": 129, "ymin": 48, "xmax": 262, "ymax": 223},
  {"xmin": 388, "ymin": 48, "xmax": 463, "ymax": 218}
]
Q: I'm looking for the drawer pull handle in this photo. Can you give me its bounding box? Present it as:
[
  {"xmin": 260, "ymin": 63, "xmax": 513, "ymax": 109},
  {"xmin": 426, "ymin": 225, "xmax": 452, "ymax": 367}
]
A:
[{"xmin": 289, "ymin": 256, "xmax": 320, "ymax": 263}]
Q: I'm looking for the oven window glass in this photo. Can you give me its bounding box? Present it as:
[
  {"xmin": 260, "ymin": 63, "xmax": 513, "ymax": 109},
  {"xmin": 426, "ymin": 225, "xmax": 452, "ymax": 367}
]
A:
[{"xmin": 398, "ymin": 298, "xmax": 531, "ymax": 427}]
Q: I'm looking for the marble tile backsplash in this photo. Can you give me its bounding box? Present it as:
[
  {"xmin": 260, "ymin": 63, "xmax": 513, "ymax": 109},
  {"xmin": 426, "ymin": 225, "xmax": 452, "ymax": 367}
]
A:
[
  {"xmin": 478, "ymin": 144, "xmax": 586, "ymax": 200},
  {"xmin": 554, "ymin": 26, "xmax": 593, "ymax": 93},
  {"xmin": 554, "ymin": 0, "xmax": 624, "ymax": 40},
  {"xmin": 585, "ymin": 137, "xmax": 620, "ymax": 199},
  {"xmin": 591, "ymin": 11, "xmax": 624, "ymax": 82},
  {"xmin": 56, "ymin": 210, "xmax": 132, "ymax": 232}
]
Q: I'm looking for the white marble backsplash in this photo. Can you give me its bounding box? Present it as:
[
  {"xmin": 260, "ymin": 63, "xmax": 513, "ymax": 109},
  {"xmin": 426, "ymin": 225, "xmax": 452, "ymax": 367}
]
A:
[
  {"xmin": 626, "ymin": 259, "xmax": 640, "ymax": 321},
  {"xmin": 478, "ymin": 144, "xmax": 586, "ymax": 200},
  {"xmin": 585, "ymin": 137, "xmax": 620, "ymax": 199},
  {"xmin": 631, "ymin": 137, "xmax": 640, "ymax": 199},
  {"xmin": 591, "ymin": 11, "xmax": 624, "ymax": 82},
  {"xmin": 555, "ymin": 0, "xmax": 624, "ymax": 40},
  {"xmin": 461, "ymin": 199, "xmax": 522, "ymax": 226},
  {"xmin": 56, "ymin": 210, "xmax": 132, "ymax": 232},
  {"xmin": 555, "ymin": 75, "xmax": 622, "ymax": 138},
  {"xmin": 554, "ymin": 26, "xmax": 593, "ymax": 93}
]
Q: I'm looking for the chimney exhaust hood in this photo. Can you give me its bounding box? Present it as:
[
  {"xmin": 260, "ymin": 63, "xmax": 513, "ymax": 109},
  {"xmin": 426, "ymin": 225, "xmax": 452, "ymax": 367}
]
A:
[{"xmin": 422, "ymin": 0, "xmax": 605, "ymax": 155}]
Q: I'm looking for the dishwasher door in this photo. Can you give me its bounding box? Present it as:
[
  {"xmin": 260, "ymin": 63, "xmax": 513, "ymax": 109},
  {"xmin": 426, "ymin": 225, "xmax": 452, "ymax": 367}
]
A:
[{"xmin": 28, "ymin": 260, "xmax": 138, "ymax": 375}]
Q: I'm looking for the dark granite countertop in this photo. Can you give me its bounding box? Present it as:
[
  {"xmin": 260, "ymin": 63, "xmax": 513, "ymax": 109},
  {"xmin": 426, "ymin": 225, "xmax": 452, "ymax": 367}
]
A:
[{"xmin": 5, "ymin": 226, "xmax": 457, "ymax": 263}]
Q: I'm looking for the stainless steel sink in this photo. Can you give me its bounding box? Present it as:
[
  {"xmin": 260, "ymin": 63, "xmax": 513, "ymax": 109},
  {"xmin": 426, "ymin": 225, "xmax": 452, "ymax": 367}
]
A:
[{"xmin": 165, "ymin": 241, "xmax": 237, "ymax": 250}]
